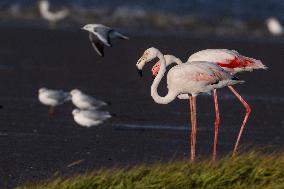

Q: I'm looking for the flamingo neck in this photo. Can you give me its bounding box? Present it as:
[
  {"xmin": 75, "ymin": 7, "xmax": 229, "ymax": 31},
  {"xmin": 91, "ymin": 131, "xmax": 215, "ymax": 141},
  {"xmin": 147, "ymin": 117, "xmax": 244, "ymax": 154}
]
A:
[
  {"xmin": 164, "ymin": 55, "xmax": 183, "ymax": 66},
  {"xmin": 151, "ymin": 52, "xmax": 176, "ymax": 104}
]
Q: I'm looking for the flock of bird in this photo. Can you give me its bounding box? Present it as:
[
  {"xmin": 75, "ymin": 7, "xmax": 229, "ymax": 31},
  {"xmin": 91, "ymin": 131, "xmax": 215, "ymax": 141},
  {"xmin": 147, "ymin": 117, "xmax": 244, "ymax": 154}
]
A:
[
  {"xmin": 38, "ymin": 88, "xmax": 111, "ymax": 127},
  {"xmin": 35, "ymin": 0, "xmax": 270, "ymax": 160}
]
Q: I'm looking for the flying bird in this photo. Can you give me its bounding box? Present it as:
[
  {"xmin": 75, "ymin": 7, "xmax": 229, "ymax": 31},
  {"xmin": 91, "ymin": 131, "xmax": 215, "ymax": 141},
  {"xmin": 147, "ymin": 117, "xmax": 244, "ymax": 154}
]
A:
[
  {"xmin": 72, "ymin": 109, "xmax": 112, "ymax": 127},
  {"xmin": 38, "ymin": 0, "xmax": 69, "ymax": 29},
  {"xmin": 82, "ymin": 24, "xmax": 129, "ymax": 57},
  {"xmin": 151, "ymin": 49, "xmax": 266, "ymax": 160},
  {"xmin": 70, "ymin": 89, "xmax": 109, "ymax": 110},
  {"xmin": 38, "ymin": 88, "xmax": 71, "ymax": 117},
  {"xmin": 137, "ymin": 47, "xmax": 244, "ymax": 161}
]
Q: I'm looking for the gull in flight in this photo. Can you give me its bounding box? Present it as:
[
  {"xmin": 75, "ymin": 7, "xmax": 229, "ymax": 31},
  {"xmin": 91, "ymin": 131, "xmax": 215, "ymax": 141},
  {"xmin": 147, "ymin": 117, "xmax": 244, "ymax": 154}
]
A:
[
  {"xmin": 72, "ymin": 109, "xmax": 112, "ymax": 127},
  {"xmin": 38, "ymin": 88, "xmax": 71, "ymax": 117},
  {"xmin": 82, "ymin": 24, "xmax": 129, "ymax": 57},
  {"xmin": 70, "ymin": 89, "xmax": 109, "ymax": 110},
  {"xmin": 38, "ymin": 0, "xmax": 69, "ymax": 29}
]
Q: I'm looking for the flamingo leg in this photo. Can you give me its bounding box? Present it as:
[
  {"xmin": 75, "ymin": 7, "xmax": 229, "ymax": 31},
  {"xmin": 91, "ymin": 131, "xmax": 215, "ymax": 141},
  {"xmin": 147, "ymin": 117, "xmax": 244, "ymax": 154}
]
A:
[
  {"xmin": 213, "ymin": 89, "xmax": 220, "ymax": 161},
  {"xmin": 190, "ymin": 96, "xmax": 197, "ymax": 161},
  {"xmin": 189, "ymin": 96, "xmax": 193, "ymax": 160},
  {"xmin": 228, "ymin": 86, "xmax": 251, "ymax": 157}
]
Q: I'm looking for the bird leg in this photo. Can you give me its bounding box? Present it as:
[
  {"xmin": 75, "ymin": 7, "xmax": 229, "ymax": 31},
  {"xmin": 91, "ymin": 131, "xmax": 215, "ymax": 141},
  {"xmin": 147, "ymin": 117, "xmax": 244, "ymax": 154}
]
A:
[
  {"xmin": 213, "ymin": 89, "xmax": 220, "ymax": 161},
  {"xmin": 190, "ymin": 96, "xmax": 197, "ymax": 161},
  {"xmin": 48, "ymin": 106, "xmax": 55, "ymax": 118},
  {"xmin": 228, "ymin": 86, "xmax": 251, "ymax": 157},
  {"xmin": 49, "ymin": 22, "xmax": 56, "ymax": 30},
  {"xmin": 189, "ymin": 96, "xmax": 193, "ymax": 160}
]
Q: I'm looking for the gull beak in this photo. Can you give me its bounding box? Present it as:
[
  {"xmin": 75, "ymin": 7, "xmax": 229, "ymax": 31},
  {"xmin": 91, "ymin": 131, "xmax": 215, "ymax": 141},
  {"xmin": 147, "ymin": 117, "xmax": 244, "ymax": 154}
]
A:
[{"xmin": 137, "ymin": 68, "xmax": 143, "ymax": 77}]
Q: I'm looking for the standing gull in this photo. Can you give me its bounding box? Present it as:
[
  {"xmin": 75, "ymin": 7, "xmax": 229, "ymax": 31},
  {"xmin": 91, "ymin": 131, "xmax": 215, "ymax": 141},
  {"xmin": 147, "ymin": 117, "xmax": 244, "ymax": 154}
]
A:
[
  {"xmin": 38, "ymin": 88, "xmax": 71, "ymax": 117},
  {"xmin": 266, "ymin": 17, "xmax": 283, "ymax": 36},
  {"xmin": 70, "ymin": 89, "xmax": 109, "ymax": 110},
  {"xmin": 82, "ymin": 24, "xmax": 129, "ymax": 57},
  {"xmin": 38, "ymin": 0, "xmax": 69, "ymax": 29},
  {"xmin": 72, "ymin": 109, "xmax": 112, "ymax": 127}
]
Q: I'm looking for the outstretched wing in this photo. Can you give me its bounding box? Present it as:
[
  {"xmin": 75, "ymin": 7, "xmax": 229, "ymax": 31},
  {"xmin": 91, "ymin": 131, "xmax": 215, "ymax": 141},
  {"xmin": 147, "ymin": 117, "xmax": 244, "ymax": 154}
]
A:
[
  {"xmin": 110, "ymin": 30, "xmax": 129, "ymax": 40},
  {"xmin": 89, "ymin": 33, "xmax": 104, "ymax": 57},
  {"xmin": 93, "ymin": 26, "xmax": 113, "ymax": 47}
]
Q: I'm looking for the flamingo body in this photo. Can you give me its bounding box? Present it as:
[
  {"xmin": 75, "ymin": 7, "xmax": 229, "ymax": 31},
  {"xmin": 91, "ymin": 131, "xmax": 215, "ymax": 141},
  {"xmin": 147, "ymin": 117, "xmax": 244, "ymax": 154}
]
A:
[
  {"xmin": 187, "ymin": 49, "xmax": 266, "ymax": 74},
  {"xmin": 166, "ymin": 62, "xmax": 243, "ymax": 97}
]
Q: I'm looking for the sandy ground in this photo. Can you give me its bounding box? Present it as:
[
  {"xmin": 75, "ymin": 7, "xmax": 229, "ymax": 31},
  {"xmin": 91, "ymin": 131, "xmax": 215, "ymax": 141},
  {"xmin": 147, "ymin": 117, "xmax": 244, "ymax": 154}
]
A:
[{"xmin": 0, "ymin": 27, "xmax": 283, "ymax": 188}]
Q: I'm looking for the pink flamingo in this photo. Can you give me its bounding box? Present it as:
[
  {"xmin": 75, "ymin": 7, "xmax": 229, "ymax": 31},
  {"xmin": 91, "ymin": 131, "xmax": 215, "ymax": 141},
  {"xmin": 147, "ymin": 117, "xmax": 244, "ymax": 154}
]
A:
[
  {"xmin": 151, "ymin": 49, "xmax": 267, "ymax": 160},
  {"xmin": 136, "ymin": 47, "xmax": 244, "ymax": 161}
]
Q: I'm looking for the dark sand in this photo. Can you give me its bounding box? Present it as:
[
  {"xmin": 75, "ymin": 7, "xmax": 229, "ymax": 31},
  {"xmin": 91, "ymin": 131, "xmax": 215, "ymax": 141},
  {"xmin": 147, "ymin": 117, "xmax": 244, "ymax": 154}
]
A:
[{"xmin": 0, "ymin": 27, "xmax": 283, "ymax": 188}]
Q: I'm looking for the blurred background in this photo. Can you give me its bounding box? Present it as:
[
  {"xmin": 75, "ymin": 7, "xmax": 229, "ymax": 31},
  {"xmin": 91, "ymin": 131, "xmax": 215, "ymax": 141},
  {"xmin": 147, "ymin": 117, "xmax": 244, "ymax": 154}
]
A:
[{"xmin": 0, "ymin": 0, "xmax": 283, "ymax": 37}]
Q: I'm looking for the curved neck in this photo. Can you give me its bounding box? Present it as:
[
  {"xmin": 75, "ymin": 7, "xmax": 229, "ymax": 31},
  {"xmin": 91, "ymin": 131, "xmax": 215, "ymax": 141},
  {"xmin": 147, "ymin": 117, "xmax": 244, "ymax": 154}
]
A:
[
  {"xmin": 151, "ymin": 52, "xmax": 176, "ymax": 104},
  {"xmin": 166, "ymin": 55, "xmax": 183, "ymax": 67}
]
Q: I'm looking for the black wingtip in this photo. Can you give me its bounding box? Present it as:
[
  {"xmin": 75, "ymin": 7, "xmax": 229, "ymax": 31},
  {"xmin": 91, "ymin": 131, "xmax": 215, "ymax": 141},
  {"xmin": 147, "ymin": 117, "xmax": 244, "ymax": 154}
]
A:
[
  {"xmin": 232, "ymin": 76, "xmax": 240, "ymax": 80},
  {"xmin": 105, "ymin": 101, "xmax": 111, "ymax": 105}
]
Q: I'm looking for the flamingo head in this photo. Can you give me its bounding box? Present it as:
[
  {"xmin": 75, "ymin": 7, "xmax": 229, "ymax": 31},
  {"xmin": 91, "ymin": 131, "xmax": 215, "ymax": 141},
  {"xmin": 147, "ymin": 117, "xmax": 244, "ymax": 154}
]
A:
[
  {"xmin": 151, "ymin": 61, "xmax": 161, "ymax": 77},
  {"xmin": 136, "ymin": 47, "xmax": 159, "ymax": 77}
]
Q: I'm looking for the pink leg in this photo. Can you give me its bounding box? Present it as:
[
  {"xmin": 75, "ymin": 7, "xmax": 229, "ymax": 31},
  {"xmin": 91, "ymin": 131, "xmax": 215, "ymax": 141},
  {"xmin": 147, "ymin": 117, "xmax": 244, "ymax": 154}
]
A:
[
  {"xmin": 189, "ymin": 96, "xmax": 193, "ymax": 160},
  {"xmin": 190, "ymin": 96, "xmax": 197, "ymax": 161},
  {"xmin": 228, "ymin": 86, "xmax": 251, "ymax": 157},
  {"xmin": 213, "ymin": 89, "xmax": 220, "ymax": 161}
]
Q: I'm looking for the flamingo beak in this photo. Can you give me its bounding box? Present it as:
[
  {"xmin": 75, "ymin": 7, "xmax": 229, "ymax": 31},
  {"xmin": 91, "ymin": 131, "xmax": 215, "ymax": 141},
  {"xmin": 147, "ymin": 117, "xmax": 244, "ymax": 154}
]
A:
[{"xmin": 137, "ymin": 69, "xmax": 143, "ymax": 77}]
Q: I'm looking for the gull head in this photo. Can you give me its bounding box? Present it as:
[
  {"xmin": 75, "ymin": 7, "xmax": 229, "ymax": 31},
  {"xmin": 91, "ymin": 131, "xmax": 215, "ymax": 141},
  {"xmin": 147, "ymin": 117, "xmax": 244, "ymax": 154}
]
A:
[
  {"xmin": 136, "ymin": 47, "xmax": 159, "ymax": 77},
  {"xmin": 82, "ymin": 24, "xmax": 94, "ymax": 32},
  {"xmin": 70, "ymin": 89, "xmax": 81, "ymax": 96},
  {"xmin": 72, "ymin": 109, "xmax": 80, "ymax": 115},
  {"xmin": 38, "ymin": 88, "xmax": 48, "ymax": 93}
]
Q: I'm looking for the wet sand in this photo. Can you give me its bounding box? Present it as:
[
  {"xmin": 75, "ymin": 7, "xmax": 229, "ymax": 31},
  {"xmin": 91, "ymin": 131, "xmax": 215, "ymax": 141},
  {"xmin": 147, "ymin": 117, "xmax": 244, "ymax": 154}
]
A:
[{"xmin": 0, "ymin": 27, "xmax": 283, "ymax": 188}]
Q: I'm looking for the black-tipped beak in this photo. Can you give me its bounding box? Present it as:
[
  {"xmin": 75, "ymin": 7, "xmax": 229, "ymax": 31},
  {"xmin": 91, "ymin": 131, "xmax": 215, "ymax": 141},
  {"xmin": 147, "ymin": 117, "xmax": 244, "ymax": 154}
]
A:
[{"xmin": 137, "ymin": 69, "xmax": 143, "ymax": 77}]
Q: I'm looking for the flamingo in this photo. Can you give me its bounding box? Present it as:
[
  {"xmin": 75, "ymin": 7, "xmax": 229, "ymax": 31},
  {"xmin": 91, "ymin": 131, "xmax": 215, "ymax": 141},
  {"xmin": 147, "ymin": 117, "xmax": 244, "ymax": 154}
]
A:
[
  {"xmin": 151, "ymin": 49, "xmax": 266, "ymax": 160},
  {"xmin": 136, "ymin": 47, "xmax": 244, "ymax": 161}
]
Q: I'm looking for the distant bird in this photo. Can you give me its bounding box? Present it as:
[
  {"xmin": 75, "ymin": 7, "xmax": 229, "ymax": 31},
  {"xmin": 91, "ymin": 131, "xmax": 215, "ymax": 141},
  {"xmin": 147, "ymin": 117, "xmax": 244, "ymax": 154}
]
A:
[
  {"xmin": 151, "ymin": 49, "xmax": 266, "ymax": 160},
  {"xmin": 70, "ymin": 89, "xmax": 108, "ymax": 110},
  {"xmin": 72, "ymin": 109, "xmax": 112, "ymax": 127},
  {"xmin": 82, "ymin": 24, "xmax": 129, "ymax": 57},
  {"xmin": 38, "ymin": 88, "xmax": 71, "ymax": 117},
  {"xmin": 38, "ymin": 0, "xmax": 69, "ymax": 29},
  {"xmin": 266, "ymin": 17, "xmax": 283, "ymax": 36},
  {"xmin": 137, "ymin": 47, "xmax": 244, "ymax": 161}
]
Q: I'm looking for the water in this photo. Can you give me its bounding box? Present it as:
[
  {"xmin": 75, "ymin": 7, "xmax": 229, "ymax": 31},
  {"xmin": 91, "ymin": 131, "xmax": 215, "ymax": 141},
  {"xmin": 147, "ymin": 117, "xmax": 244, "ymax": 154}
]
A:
[{"xmin": 1, "ymin": 0, "xmax": 283, "ymax": 20}]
